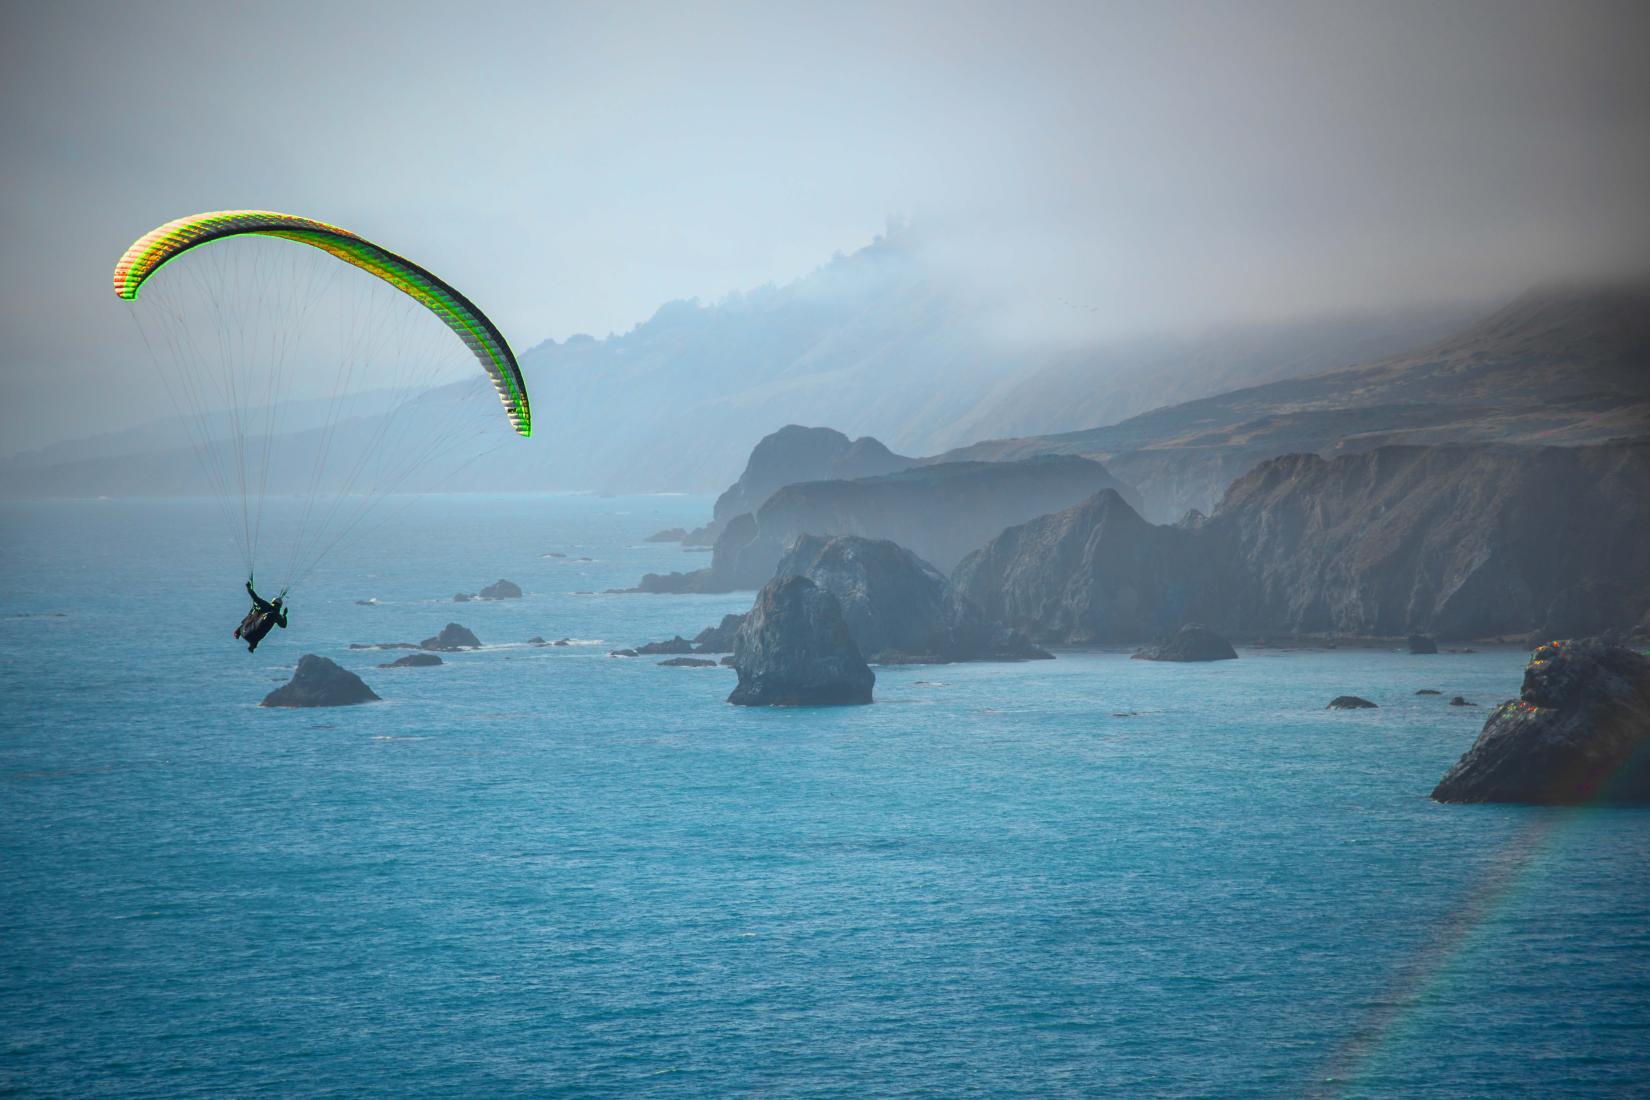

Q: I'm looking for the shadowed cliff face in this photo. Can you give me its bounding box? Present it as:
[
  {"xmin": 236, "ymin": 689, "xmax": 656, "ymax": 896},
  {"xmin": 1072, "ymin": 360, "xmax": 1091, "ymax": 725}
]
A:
[{"xmin": 952, "ymin": 442, "xmax": 1650, "ymax": 644}]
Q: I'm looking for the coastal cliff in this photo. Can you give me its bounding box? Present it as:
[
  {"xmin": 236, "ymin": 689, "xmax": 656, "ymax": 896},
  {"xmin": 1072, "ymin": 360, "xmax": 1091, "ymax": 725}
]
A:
[
  {"xmin": 637, "ymin": 455, "xmax": 1141, "ymax": 594},
  {"xmin": 954, "ymin": 442, "xmax": 1650, "ymax": 643}
]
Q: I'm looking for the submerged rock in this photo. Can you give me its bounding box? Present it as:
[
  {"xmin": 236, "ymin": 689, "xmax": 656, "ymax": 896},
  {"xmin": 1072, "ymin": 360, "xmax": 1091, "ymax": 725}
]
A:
[
  {"xmin": 1408, "ymin": 634, "xmax": 1439, "ymax": 654},
  {"xmin": 659, "ymin": 657, "xmax": 719, "ymax": 668},
  {"xmin": 262, "ymin": 655, "xmax": 381, "ymax": 707},
  {"xmin": 1432, "ymin": 637, "xmax": 1650, "ymax": 804},
  {"xmin": 453, "ymin": 592, "xmax": 476, "ymax": 602},
  {"xmin": 645, "ymin": 528, "xmax": 689, "ymax": 543},
  {"xmin": 608, "ymin": 648, "xmax": 639, "ymax": 658},
  {"xmin": 420, "ymin": 623, "xmax": 481, "ymax": 651},
  {"xmin": 381, "ymin": 653, "xmax": 442, "ymax": 668},
  {"xmin": 527, "ymin": 636, "xmax": 548, "ymax": 646},
  {"xmin": 1416, "ymin": 689, "xmax": 1443, "ymax": 695},
  {"xmin": 349, "ymin": 642, "xmax": 418, "ymax": 650},
  {"xmin": 1327, "ymin": 696, "xmax": 1378, "ymax": 710},
  {"xmin": 1449, "ymin": 696, "xmax": 1477, "ymax": 707},
  {"xmin": 728, "ymin": 576, "xmax": 874, "ymax": 706},
  {"xmin": 479, "ymin": 579, "xmax": 522, "ymax": 599},
  {"xmin": 1132, "ymin": 623, "xmax": 1238, "ymax": 662}
]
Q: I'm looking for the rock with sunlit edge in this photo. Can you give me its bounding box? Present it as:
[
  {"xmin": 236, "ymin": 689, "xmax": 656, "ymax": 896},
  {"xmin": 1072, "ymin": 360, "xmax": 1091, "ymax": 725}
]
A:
[{"xmin": 1432, "ymin": 637, "xmax": 1650, "ymax": 804}]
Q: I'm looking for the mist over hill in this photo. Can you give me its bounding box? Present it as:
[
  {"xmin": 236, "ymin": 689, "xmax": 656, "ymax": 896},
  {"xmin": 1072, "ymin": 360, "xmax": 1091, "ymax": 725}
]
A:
[
  {"xmin": 940, "ymin": 280, "xmax": 1650, "ymax": 520},
  {"xmin": 3, "ymin": 226, "xmax": 1483, "ymax": 498}
]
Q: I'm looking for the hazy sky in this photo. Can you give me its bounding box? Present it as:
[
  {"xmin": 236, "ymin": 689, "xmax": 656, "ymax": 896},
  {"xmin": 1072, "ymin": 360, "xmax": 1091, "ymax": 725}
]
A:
[{"xmin": 3, "ymin": 0, "xmax": 1647, "ymax": 451}]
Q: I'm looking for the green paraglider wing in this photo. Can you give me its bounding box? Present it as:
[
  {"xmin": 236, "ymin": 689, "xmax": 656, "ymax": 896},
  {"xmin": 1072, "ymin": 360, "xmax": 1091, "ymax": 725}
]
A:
[{"xmin": 114, "ymin": 210, "xmax": 530, "ymax": 436}]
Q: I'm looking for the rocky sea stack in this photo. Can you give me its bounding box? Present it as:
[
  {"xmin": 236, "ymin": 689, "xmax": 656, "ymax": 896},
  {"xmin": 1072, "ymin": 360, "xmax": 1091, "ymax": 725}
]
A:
[
  {"xmin": 1132, "ymin": 623, "xmax": 1237, "ymax": 662},
  {"xmin": 728, "ymin": 576, "xmax": 874, "ymax": 707},
  {"xmin": 261, "ymin": 655, "xmax": 381, "ymax": 707},
  {"xmin": 1433, "ymin": 637, "xmax": 1650, "ymax": 804},
  {"xmin": 479, "ymin": 579, "xmax": 522, "ymax": 599},
  {"xmin": 420, "ymin": 623, "xmax": 481, "ymax": 651}
]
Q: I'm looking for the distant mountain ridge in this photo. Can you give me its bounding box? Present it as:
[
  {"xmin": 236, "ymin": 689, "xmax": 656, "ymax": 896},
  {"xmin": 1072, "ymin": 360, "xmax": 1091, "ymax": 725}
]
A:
[{"xmin": 0, "ymin": 225, "xmax": 1477, "ymax": 498}]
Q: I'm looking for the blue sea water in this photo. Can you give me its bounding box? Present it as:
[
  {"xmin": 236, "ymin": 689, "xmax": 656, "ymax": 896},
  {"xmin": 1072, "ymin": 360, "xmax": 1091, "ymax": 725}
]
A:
[{"xmin": 2, "ymin": 495, "xmax": 1647, "ymax": 1098}]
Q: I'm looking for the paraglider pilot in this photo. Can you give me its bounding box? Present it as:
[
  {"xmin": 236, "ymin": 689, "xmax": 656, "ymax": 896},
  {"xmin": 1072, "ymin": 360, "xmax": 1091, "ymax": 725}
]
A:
[{"xmin": 234, "ymin": 576, "xmax": 288, "ymax": 653}]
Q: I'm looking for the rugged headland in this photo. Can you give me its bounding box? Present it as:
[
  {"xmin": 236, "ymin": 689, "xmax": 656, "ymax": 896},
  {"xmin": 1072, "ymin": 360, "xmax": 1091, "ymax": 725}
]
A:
[
  {"xmin": 954, "ymin": 442, "xmax": 1650, "ymax": 644},
  {"xmin": 634, "ymin": 454, "xmax": 1140, "ymax": 594}
]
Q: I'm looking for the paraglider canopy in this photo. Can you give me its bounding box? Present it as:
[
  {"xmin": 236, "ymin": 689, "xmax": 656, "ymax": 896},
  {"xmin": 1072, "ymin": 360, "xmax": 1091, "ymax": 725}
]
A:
[{"xmin": 114, "ymin": 210, "xmax": 530, "ymax": 436}]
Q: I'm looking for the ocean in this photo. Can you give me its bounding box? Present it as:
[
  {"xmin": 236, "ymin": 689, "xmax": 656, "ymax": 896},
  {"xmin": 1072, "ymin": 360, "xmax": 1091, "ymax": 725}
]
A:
[{"xmin": 2, "ymin": 495, "xmax": 1646, "ymax": 1097}]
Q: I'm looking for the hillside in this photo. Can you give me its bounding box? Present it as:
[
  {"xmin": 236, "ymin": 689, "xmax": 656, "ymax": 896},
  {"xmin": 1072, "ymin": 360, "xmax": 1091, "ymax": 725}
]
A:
[{"xmin": 938, "ymin": 282, "xmax": 1650, "ymax": 521}]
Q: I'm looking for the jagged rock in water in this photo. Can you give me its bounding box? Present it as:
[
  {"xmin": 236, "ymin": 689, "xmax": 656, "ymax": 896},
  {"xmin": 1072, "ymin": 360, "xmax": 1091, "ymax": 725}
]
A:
[
  {"xmin": 381, "ymin": 653, "xmax": 443, "ymax": 668},
  {"xmin": 479, "ymin": 579, "xmax": 522, "ymax": 599},
  {"xmin": 728, "ymin": 576, "xmax": 874, "ymax": 706},
  {"xmin": 262, "ymin": 655, "xmax": 381, "ymax": 707},
  {"xmin": 453, "ymin": 593, "xmax": 476, "ymax": 602},
  {"xmin": 636, "ymin": 636, "xmax": 695, "ymax": 655},
  {"xmin": 420, "ymin": 623, "xmax": 481, "ymax": 651},
  {"xmin": 1449, "ymin": 696, "xmax": 1478, "ymax": 707},
  {"xmin": 1433, "ymin": 637, "xmax": 1650, "ymax": 804},
  {"xmin": 527, "ymin": 636, "xmax": 548, "ymax": 646},
  {"xmin": 645, "ymin": 528, "xmax": 689, "ymax": 543},
  {"xmin": 1416, "ymin": 689, "xmax": 1443, "ymax": 695},
  {"xmin": 1132, "ymin": 623, "xmax": 1238, "ymax": 662},
  {"xmin": 659, "ymin": 657, "xmax": 719, "ymax": 668},
  {"xmin": 692, "ymin": 614, "xmax": 747, "ymax": 654},
  {"xmin": 772, "ymin": 534, "xmax": 1051, "ymax": 663},
  {"xmin": 1409, "ymin": 634, "xmax": 1439, "ymax": 654},
  {"xmin": 1327, "ymin": 696, "xmax": 1378, "ymax": 710}
]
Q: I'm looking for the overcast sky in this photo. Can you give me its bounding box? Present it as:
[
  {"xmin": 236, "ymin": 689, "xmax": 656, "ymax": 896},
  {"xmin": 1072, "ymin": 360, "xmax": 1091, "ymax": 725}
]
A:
[{"xmin": 3, "ymin": 0, "xmax": 1647, "ymax": 451}]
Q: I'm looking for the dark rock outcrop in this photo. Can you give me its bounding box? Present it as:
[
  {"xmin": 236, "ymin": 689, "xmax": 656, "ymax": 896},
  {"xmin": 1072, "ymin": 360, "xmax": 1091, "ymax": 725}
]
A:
[
  {"xmin": 646, "ymin": 528, "xmax": 689, "ymax": 543},
  {"xmin": 608, "ymin": 648, "xmax": 638, "ymax": 658},
  {"xmin": 454, "ymin": 592, "xmax": 476, "ymax": 602},
  {"xmin": 1408, "ymin": 634, "xmax": 1439, "ymax": 654},
  {"xmin": 479, "ymin": 579, "xmax": 523, "ymax": 599},
  {"xmin": 659, "ymin": 657, "xmax": 719, "ymax": 668},
  {"xmin": 1449, "ymin": 696, "xmax": 1478, "ymax": 706},
  {"xmin": 1327, "ymin": 696, "xmax": 1378, "ymax": 709},
  {"xmin": 420, "ymin": 623, "xmax": 481, "ymax": 651},
  {"xmin": 1433, "ymin": 637, "xmax": 1650, "ymax": 803},
  {"xmin": 1132, "ymin": 623, "xmax": 1238, "ymax": 662},
  {"xmin": 774, "ymin": 534, "xmax": 1051, "ymax": 663},
  {"xmin": 261, "ymin": 655, "xmax": 381, "ymax": 707},
  {"xmin": 1416, "ymin": 689, "xmax": 1443, "ymax": 695},
  {"xmin": 692, "ymin": 614, "xmax": 747, "ymax": 653},
  {"xmin": 381, "ymin": 653, "xmax": 443, "ymax": 668},
  {"xmin": 728, "ymin": 576, "xmax": 874, "ymax": 706}
]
